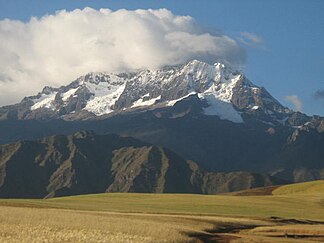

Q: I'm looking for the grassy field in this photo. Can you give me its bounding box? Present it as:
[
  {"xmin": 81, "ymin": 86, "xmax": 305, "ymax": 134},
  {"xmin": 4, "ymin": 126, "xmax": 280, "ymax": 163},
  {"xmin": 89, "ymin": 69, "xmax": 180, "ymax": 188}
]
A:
[
  {"xmin": 273, "ymin": 179, "xmax": 324, "ymax": 195},
  {"xmin": 0, "ymin": 180, "xmax": 323, "ymax": 242},
  {"xmin": 2, "ymin": 187, "xmax": 324, "ymax": 220}
]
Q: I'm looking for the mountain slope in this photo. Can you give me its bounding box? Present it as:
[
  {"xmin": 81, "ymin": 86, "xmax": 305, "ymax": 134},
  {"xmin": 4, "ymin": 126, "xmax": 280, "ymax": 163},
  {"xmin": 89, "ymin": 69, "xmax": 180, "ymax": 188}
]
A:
[
  {"xmin": 268, "ymin": 126, "xmax": 324, "ymax": 182},
  {"xmin": 0, "ymin": 131, "xmax": 283, "ymax": 198},
  {"xmin": 0, "ymin": 99, "xmax": 323, "ymax": 183},
  {"xmin": 0, "ymin": 60, "xmax": 323, "ymax": 186}
]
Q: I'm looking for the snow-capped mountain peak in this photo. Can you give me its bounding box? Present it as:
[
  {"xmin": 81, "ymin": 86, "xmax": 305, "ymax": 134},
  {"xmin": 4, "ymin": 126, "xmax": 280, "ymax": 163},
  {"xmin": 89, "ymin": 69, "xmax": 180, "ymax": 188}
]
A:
[{"xmin": 1, "ymin": 60, "xmax": 290, "ymax": 124}]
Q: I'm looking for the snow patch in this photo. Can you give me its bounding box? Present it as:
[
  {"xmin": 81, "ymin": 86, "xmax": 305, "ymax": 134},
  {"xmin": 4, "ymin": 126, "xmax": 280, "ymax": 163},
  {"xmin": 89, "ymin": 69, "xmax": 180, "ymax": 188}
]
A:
[
  {"xmin": 31, "ymin": 93, "xmax": 57, "ymax": 110},
  {"xmin": 199, "ymin": 93, "xmax": 243, "ymax": 123},
  {"xmin": 62, "ymin": 88, "xmax": 78, "ymax": 102},
  {"xmin": 166, "ymin": 92, "xmax": 197, "ymax": 106},
  {"xmin": 84, "ymin": 83, "xmax": 125, "ymax": 115},
  {"xmin": 204, "ymin": 74, "xmax": 241, "ymax": 103},
  {"xmin": 132, "ymin": 95, "xmax": 161, "ymax": 108},
  {"xmin": 162, "ymin": 61, "xmax": 244, "ymax": 123},
  {"xmin": 142, "ymin": 93, "xmax": 150, "ymax": 98}
]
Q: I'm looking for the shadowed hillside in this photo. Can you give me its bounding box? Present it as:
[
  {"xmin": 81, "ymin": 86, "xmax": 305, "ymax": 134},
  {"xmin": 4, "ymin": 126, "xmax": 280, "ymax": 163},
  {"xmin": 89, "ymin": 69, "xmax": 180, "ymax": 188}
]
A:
[{"xmin": 0, "ymin": 131, "xmax": 284, "ymax": 198}]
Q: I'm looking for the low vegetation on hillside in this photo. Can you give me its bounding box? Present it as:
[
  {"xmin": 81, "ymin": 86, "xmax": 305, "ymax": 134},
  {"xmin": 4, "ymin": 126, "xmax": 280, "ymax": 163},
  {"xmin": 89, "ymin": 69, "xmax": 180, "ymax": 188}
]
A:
[{"xmin": 0, "ymin": 181, "xmax": 323, "ymax": 242}]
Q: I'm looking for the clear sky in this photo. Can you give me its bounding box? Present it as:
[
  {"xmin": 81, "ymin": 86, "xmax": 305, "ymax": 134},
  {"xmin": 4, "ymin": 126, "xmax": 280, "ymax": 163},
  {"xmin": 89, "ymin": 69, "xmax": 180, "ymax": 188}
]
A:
[{"xmin": 0, "ymin": 0, "xmax": 323, "ymax": 116}]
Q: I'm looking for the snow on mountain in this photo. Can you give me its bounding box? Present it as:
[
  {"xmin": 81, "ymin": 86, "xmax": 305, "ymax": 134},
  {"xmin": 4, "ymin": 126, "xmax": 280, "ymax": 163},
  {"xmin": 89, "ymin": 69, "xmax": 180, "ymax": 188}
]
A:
[
  {"xmin": 31, "ymin": 92, "xmax": 57, "ymax": 110},
  {"xmin": 112, "ymin": 60, "xmax": 247, "ymax": 122},
  {"xmin": 61, "ymin": 88, "xmax": 78, "ymax": 102},
  {"xmin": 82, "ymin": 74, "xmax": 126, "ymax": 115},
  {"xmin": 11, "ymin": 60, "xmax": 289, "ymax": 123},
  {"xmin": 132, "ymin": 95, "xmax": 162, "ymax": 108},
  {"xmin": 166, "ymin": 92, "xmax": 197, "ymax": 106},
  {"xmin": 30, "ymin": 72, "xmax": 127, "ymax": 115},
  {"xmin": 199, "ymin": 94, "xmax": 243, "ymax": 123},
  {"xmin": 84, "ymin": 84, "xmax": 125, "ymax": 115}
]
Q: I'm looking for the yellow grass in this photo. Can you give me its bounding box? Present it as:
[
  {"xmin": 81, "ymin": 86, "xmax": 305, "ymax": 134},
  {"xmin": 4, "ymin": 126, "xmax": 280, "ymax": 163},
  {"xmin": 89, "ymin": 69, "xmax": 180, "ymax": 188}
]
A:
[
  {"xmin": 0, "ymin": 206, "xmax": 266, "ymax": 243},
  {"xmin": 249, "ymin": 224, "xmax": 324, "ymax": 236},
  {"xmin": 2, "ymin": 190, "xmax": 323, "ymax": 221},
  {"xmin": 0, "ymin": 180, "xmax": 324, "ymax": 242},
  {"xmin": 234, "ymin": 225, "xmax": 324, "ymax": 243},
  {"xmin": 273, "ymin": 180, "xmax": 324, "ymax": 195}
]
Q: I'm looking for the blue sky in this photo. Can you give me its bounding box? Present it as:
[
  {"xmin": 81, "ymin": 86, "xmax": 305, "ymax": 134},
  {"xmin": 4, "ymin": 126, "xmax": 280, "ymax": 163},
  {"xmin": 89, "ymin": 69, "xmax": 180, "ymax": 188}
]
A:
[{"xmin": 0, "ymin": 0, "xmax": 323, "ymax": 116}]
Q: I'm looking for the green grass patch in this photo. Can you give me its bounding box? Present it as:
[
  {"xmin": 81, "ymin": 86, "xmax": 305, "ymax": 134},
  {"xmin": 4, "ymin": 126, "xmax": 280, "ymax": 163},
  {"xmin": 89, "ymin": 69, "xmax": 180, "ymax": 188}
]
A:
[
  {"xmin": 273, "ymin": 180, "xmax": 324, "ymax": 195},
  {"xmin": 0, "ymin": 188, "xmax": 324, "ymax": 221}
]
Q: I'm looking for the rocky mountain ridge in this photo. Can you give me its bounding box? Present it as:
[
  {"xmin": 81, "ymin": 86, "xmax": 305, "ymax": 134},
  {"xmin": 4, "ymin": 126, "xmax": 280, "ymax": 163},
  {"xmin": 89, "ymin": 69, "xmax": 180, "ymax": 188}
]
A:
[
  {"xmin": 0, "ymin": 60, "xmax": 304, "ymax": 126},
  {"xmin": 0, "ymin": 131, "xmax": 283, "ymax": 198}
]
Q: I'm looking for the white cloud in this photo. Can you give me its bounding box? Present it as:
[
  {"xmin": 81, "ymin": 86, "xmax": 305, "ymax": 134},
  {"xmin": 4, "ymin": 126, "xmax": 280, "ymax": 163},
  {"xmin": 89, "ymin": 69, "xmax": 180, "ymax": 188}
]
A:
[
  {"xmin": 0, "ymin": 8, "xmax": 246, "ymax": 106},
  {"xmin": 240, "ymin": 32, "xmax": 264, "ymax": 44},
  {"xmin": 238, "ymin": 32, "xmax": 266, "ymax": 49},
  {"xmin": 285, "ymin": 95, "xmax": 302, "ymax": 111}
]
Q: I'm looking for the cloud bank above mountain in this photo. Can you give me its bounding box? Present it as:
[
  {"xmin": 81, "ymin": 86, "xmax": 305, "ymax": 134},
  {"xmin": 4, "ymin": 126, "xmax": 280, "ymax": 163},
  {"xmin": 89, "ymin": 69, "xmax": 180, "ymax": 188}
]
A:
[{"xmin": 0, "ymin": 7, "xmax": 245, "ymax": 106}]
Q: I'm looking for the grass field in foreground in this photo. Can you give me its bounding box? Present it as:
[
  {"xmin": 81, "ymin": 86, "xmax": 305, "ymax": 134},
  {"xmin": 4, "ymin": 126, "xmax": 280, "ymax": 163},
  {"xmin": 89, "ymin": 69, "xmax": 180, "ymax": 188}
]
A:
[
  {"xmin": 0, "ymin": 180, "xmax": 323, "ymax": 242},
  {"xmin": 1, "ymin": 181, "xmax": 324, "ymax": 221}
]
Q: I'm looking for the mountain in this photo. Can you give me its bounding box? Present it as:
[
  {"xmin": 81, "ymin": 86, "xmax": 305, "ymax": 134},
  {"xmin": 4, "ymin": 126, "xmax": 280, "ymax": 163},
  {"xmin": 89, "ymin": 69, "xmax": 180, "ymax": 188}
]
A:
[
  {"xmin": 0, "ymin": 131, "xmax": 283, "ymax": 198},
  {"xmin": 0, "ymin": 60, "xmax": 300, "ymax": 123},
  {"xmin": 1, "ymin": 59, "xmax": 323, "ymax": 130},
  {"xmin": 0, "ymin": 60, "xmax": 323, "ymax": 185}
]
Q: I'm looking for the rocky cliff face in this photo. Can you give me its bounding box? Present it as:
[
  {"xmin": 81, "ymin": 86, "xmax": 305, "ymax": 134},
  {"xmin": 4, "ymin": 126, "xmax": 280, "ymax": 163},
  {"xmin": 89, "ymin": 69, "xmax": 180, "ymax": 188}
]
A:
[{"xmin": 0, "ymin": 131, "xmax": 283, "ymax": 198}]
